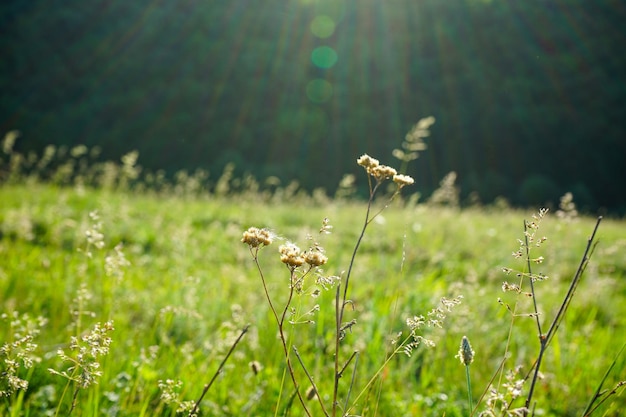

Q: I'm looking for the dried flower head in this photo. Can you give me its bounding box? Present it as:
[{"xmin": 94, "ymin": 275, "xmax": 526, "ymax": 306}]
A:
[
  {"xmin": 357, "ymin": 154, "xmax": 379, "ymax": 169},
  {"xmin": 241, "ymin": 227, "xmax": 274, "ymax": 248},
  {"xmin": 304, "ymin": 248, "xmax": 328, "ymax": 267},
  {"xmin": 393, "ymin": 174, "xmax": 415, "ymax": 187},
  {"xmin": 370, "ymin": 164, "xmax": 397, "ymax": 181},
  {"xmin": 279, "ymin": 243, "xmax": 305, "ymax": 268},
  {"xmin": 456, "ymin": 335, "xmax": 474, "ymax": 366}
]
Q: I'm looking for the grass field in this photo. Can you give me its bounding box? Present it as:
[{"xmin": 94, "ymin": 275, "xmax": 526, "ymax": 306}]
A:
[{"xmin": 1, "ymin": 161, "xmax": 625, "ymax": 416}]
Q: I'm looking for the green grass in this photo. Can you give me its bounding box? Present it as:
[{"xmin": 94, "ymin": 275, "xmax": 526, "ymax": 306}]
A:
[{"xmin": 1, "ymin": 182, "xmax": 625, "ymax": 416}]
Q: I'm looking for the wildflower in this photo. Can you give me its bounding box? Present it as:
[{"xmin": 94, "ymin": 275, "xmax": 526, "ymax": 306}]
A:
[
  {"xmin": 241, "ymin": 227, "xmax": 274, "ymax": 248},
  {"xmin": 356, "ymin": 154, "xmax": 379, "ymax": 169},
  {"xmin": 105, "ymin": 243, "xmax": 131, "ymax": 280},
  {"xmin": 304, "ymin": 249, "xmax": 328, "ymax": 267},
  {"xmin": 279, "ymin": 243, "xmax": 305, "ymax": 268},
  {"xmin": 319, "ymin": 217, "xmax": 333, "ymax": 234},
  {"xmin": 393, "ymin": 174, "xmax": 415, "ymax": 187},
  {"xmin": 0, "ymin": 312, "xmax": 46, "ymax": 397},
  {"xmin": 370, "ymin": 164, "xmax": 397, "ymax": 181},
  {"xmin": 456, "ymin": 335, "xmax": 474, "ymax": 366},
  {"xmin": 49, "ymin": 321, "xmax": 114, "ymax": 389}
]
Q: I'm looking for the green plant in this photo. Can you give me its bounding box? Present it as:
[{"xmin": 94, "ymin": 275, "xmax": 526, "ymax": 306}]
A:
[
  {"xmin": 473, "ymin": 209, "xmax": 625, "ymax": 416},
  {"xmin": 241, "ymin": 153, "xmax": 463, "ymax": 417}
]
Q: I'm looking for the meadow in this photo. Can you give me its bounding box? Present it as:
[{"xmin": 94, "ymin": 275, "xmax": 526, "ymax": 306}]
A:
[{"xmin": 1, "ymin": 138, "xmax": 625, "ymax": 416}]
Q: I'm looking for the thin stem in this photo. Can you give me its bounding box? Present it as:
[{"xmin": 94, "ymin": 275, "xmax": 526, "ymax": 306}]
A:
[
  {"xmin": 331, "ymin": 179, "xmax": 403, "ymax": 416},
  {"xmin": 338, "ymin": 350, "xmax": 359, "ymax": 379},
  {"xmin": 524, "ymin": 216, "xmax": 602, "ymax": 412},
  {"xmin": 545, "ymin": 217, "xmax": 602, "ymax": 344},
  {"xmin": 471, "ymin": 356, "xmax": 507, "ymax": 416},
  {"xmin": 340, "ymin": 182, "xmax": 378, "ymax": 314},
  {"xmin": 276, "ymin": 278, "xmax": 312, "ymax": 416},
  {"xmin": 333, "ymin": 181, "xmax": 378, "ymax": 416},
  {"xmin": 190, "ymin": 324, "xmax": 250, "ymax": 415},
  {"xmin": 465, "ymin": 365, "xmax": 473, "ymax": 413},
  {"xmin": 67, "ymin": 387, "xmax": 79, "ymax": 417},
  {"xmin": 251, "ymin": 248, "xmax": 311, "ymax": 416},
  {"xmin": 523, "ymin": 220, "xmax": 543, "ymax": 338},
  {"xmin": 332, "ymin": 285, "xmax": 341, "ymax": 417},
  {"xmin": 293, "ymin": 346, "xmax": 330, "ymax": 417},
  {"xmin": 582, "ymin": 343, "xmax": 625, "ymax": 416},
  {"xmin": 343, "ymin": 352, "xmax": 360, "ymax": 414},
  {"xmin": 251, "ymin": 248, "xmax": 280, "ymax": 325},
  {"xmin": 344, "ymin": 334, "xmax": 412, "ymax": 416}
]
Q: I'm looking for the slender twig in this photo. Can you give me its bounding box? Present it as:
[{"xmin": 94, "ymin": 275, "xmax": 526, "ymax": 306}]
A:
[
  {"xmin": 293, "ymin": 346, "xmax": 330, "ymax": 417},
  {"xmin": 332, "ymin": 179, "xmax": 403, "ymax": 416},
  {"xmin": 523, "ymin": 220, "xmax": 543, "ymax": 338},
  {"xmin": 276, "ymin": 271, "xmax": 312, "ymax": 416},
  {"xmin": 251, "ymin": 252, "xmax": 312, "ymax": 416},
  {"xmin": 544, "ymin": 217, "xmax": 602, "ymax": 345},
  {"xmin": 332, "ymin": 182, "xmax": 375, "ymax": 416},
  {"xmin": 524, "ymin": 216, "xmax": 602, "ymax": 412},
  {"xmin": 190, "ymin": 324, "xmax": 250, "ymax": 415},
  {"xmin": 338, "ymin": 350, "xmax": 359, "ymax": 379},
  {"xmin": 471, "ymin": 356, "xmax": 508, "ymax": 416},
  {"xmin": 465, "ymin": 364, "xmax": 473, "ymax": 412},
  {"xmin": 343, "ymin": 352, "xmax": 360, "ymax": 413},
  {"xmin": 582, "ymin": 343, "xmax": 625, "ymax": 416},
  {"xmin": 343, "ymin": 335, "xmax": 412, "ymax": 416},
  {"xmin": 252, "ymin": 248, "xmax": 280, "ymax": 324}
]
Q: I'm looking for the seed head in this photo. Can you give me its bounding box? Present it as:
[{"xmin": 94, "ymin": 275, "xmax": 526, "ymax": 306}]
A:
[
  {"xmin": 279, "ymin": 243, "xmax": 305, "ymax": 268},
  {"xmin": 304, "ymin": 249, "xmax": 328, "ymax": 267},
  {"xmin": 357, "ymin": 154, "xmax": 379, "ymax": 169},
  {"xmin": 370, "ymin": 164, "xmax": 397, "ymax": 181},
  {"xmin": 241, "ymin": 227, "xmax": 274, "ymax": 248},
  {"xmin": 457, "ymin": 335, "xmax": 474, "ymax": 366},
  {"xmin": 393, "ymin": 174, "xmax": 415, "ymax": 187},
  {"xmin": 249, "ymin": 361, "xmax": 262, "ymax": 375},
  {"xmin": 305, "ymin": 386, "xmax": 317, "ymax": 401}
]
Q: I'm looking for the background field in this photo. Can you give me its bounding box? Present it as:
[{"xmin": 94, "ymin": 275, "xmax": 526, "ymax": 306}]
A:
[
  {"xmin": 1, "ymin": 170, "xmax": 625, "ymax": 415},
  {"xmin": 3, "ymin": 0, "xmax": 626, "ymax": 214}
]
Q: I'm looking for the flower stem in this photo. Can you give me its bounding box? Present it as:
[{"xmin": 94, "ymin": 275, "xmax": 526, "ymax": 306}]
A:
[{"xmin": 465, "ymin": 364, "xmax": 473, "ymax": 414}]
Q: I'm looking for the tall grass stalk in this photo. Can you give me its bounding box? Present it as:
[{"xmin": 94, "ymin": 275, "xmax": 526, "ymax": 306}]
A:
[
  {"xmin": 189, "ymin": 324, "xmax": 250, "ymax": 416},
  {"xmin": 524, "ymin": 216, "xmax": 602, "ymax": 413}
]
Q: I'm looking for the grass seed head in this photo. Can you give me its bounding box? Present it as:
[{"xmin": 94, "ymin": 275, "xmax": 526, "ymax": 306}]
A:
[{"xmin": 457, "ymin": 335, "xmax": 474, "ymax": 366}]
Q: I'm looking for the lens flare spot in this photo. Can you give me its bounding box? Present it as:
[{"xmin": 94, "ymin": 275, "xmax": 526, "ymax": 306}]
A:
[
  {"xmin": 306, "ymin": 79, "xmax": 333, "ymax": 103},
  {"xmin": 311, "ymin": 46, "xmax": 338, "ymax": 69},
  {"xmin": 310, "ymin": 15, "xmax": 335, "ymax": 39}
]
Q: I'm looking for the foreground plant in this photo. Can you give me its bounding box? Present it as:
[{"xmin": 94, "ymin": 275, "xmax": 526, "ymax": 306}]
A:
[
  {"xmin": 475, "ymin": 209, "xmax": 623, "ymax": 416},
  {"xmin": 457, "ymin": 335, "xmax": 475, "ymax": 413},
  {"xmin": 0, "ymin": 312, "xmax": 46, "ymax": 411},
  {"xmin": 49, "ymin": 321, "xmax": 114, "ymax": 416},
  {"xmin": 242, "ymin": 153, "xmax": 462, "ymax": 416}
]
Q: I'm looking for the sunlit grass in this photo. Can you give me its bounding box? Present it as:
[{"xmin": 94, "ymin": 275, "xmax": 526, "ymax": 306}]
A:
[{"xmin": 1, "ymin": 178, "xmax": 625, "ymax": 415}]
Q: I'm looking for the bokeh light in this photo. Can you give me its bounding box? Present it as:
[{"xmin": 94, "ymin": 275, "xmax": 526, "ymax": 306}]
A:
[
  {"xmin": 310, "ymin": 15, "xmax": 336, "ymax": 39},
  {"xmin": 311, "ymin": 46, "xmax": 338, "ymax": 69}
]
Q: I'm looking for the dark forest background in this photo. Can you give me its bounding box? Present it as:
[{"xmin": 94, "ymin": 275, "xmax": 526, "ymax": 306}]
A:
[{"xmin": 1, "ymin": 0, "xmax": 625, "ymax": 214}]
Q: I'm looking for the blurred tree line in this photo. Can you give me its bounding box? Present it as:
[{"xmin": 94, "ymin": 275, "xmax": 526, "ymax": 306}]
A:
[{"xmin": 1, "ymin": 0, "xmax": 625, "ymax": 214}]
